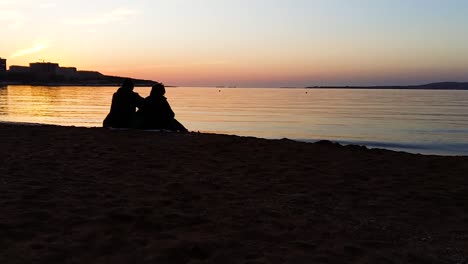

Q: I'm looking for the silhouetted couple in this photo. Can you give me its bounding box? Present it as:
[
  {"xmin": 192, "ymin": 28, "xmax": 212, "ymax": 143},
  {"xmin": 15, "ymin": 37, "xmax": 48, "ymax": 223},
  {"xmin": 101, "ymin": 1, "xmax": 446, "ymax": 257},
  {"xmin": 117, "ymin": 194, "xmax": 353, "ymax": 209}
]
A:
[{"xmin": 103, "ymin": 79, "xmax": 188, "ymax": 132}]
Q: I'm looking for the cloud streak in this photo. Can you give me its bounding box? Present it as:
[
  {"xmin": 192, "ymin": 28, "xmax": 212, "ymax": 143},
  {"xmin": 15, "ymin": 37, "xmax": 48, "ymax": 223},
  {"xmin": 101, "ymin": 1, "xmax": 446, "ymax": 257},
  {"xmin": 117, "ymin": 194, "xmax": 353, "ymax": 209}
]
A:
[
  {"xmin": 67, "ymin": 8, "xmax": 137, "ymax": 25},
  {"xmin": 10, "ymin": 42, "xmax": 48, "ymax": 58}
]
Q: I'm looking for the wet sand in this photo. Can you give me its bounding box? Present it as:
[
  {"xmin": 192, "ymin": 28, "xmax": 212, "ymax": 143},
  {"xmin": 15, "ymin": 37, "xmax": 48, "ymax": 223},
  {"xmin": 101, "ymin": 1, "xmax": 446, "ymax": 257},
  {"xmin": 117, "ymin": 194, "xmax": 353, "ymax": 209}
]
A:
[{"xmin": 1, "ymin": 123, "xmax": 468, "ymax": 263}]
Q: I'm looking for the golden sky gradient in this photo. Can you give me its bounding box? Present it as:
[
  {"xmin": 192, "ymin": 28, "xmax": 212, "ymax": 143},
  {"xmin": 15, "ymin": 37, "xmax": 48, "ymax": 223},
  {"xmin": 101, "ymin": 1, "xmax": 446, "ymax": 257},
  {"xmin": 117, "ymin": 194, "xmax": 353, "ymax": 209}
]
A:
[{"xmin": 2, "ymin": 0, "xmax": 468, "ymax": 87}]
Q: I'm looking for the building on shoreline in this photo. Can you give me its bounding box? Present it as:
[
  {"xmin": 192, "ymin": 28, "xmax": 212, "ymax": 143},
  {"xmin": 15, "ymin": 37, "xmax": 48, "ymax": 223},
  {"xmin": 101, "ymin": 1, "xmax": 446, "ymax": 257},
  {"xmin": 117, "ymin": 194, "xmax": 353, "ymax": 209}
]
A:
[
  {"xmin": 5, "ymin": 60, "xmax": 94, "ymax": 82},
  {"xmin": 57, "ymin": 67, "xmax": 78, "ymax": 78},
  {"xmin": 1, "ymin": 56, "xmax": 156, "ymax": 85},
  {"xmin": 9, "ymin": 66, "xmax": 30, "ymax": 73},
  {"xmin": 9, "ymin": 62, "xmax": 77, "ymax": 80},
  {"xmin": 0, "ymin": 58, "xmax": 6, "ymax": 74}
]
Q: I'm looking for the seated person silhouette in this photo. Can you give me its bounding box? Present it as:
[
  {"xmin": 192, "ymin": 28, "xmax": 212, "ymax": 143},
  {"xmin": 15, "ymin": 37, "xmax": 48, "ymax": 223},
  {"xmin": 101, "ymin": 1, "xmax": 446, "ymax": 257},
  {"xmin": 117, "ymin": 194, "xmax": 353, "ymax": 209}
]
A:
[
  {"xmin": 136, "ymin": 83, "xmax": 188, "ymax": 132},
  {"xmin": 103, "ymin": 79, "xmax": 144, "ymax": 128}
]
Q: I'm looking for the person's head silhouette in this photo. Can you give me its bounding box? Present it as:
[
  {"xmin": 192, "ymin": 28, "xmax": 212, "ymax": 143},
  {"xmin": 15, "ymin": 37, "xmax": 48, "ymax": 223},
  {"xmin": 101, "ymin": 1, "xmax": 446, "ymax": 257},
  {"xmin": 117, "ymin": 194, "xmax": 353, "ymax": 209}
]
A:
[
  {"xmin": 150, "ymin": 83, "xmax": 166, "ymax": 97},
  {"xmin": 121, "ymin": 79, "xmax": 134, "ymax": 92}
]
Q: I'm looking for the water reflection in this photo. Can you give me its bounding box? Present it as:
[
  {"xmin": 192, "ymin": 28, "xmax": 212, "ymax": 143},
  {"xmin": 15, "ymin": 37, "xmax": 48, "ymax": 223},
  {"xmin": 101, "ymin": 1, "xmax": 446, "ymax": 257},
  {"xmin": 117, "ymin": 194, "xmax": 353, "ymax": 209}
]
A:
[
  {"xmin": 0, "ymin": 86, "xmax": 8, "ymax": 116},
  {"xmin": 0, "ymin": 85, "xmax": 468, "ymax": 155},
  {"xmin": 0, "ymin": 86, "xmax": 127, "ymax": 126}
]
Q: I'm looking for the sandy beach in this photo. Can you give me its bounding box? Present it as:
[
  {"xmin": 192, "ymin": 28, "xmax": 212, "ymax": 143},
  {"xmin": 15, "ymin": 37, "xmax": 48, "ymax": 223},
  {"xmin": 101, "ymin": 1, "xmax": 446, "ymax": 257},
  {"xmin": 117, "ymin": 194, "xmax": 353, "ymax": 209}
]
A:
[{"xmin": 1, "ymin": 123, "xmax": 467, "ymax": 263}]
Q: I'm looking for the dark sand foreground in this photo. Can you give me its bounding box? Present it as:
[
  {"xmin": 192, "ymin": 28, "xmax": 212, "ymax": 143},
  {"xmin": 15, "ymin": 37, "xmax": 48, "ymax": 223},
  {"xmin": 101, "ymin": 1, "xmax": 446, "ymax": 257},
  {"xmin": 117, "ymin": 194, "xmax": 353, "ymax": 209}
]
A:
[{"xmin": 1, "ymin": 123, "xmax": 468, "ymax": 263}]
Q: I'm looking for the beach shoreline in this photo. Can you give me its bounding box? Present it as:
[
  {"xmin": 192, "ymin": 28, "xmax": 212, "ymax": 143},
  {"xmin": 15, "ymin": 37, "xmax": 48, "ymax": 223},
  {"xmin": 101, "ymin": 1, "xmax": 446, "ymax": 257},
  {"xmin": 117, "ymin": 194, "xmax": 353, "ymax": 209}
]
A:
[
  {"xmin": 1, "ymin": 123, "xmax": 468, "ymax": 263},
  {"xmin": 2, "ymin": 121, "xmax": 466, "ymax": 157}
]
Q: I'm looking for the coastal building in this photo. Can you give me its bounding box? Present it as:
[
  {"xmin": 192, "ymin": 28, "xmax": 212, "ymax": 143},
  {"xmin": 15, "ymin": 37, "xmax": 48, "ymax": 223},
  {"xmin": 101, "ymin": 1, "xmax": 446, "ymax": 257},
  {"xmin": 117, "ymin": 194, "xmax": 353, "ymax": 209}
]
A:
[
  {"xmin": 76, "ymin": 70, "xmax": 103, "ymax": 79},
  {"xmin": 57, "ymin": 67, "xmax": 78, "ymax": 78},
  {"xmin": 0, "ymin": 58, "xmax": 6, "ymax": 73},
  {"xmin": 28, "ymin": 62, "xmax": 60, "ymax": 80},
  {"xmin": 1, "ymin": 60, "xmax": 150, "ymax": 85},
  {"xmin": 30, "ymin": 62, "xmax": 59, "ymax": 74},
  {"xmin": 9, "ymin": 66, "xmax": 30, "ymax": 73},
  {"xmin": 4, "ymin": 61, "xmax": 91, "ymax": 82},
  {"xmin": 9, "ymin": 63, "xmax": 78, "ymax": 79}
]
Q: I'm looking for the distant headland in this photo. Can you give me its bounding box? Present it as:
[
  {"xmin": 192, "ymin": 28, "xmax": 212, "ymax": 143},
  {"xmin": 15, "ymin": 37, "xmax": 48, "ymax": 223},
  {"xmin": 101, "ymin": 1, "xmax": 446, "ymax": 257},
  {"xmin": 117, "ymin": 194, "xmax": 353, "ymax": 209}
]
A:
[
  {"xmin": 305, "ymin": 82, "xmax": 468, "ymax": 90},
  {"xmin": 0, "ymin": 57, "xmax": 157, "ymax": 86}
]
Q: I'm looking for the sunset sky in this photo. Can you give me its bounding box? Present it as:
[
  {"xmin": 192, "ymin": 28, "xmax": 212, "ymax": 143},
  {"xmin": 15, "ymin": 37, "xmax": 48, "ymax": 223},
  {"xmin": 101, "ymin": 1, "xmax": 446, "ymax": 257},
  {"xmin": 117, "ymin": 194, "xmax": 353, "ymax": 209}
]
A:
[{"xmin": 1, "ymin": 0, "xmax": 468, "ymax": 87}]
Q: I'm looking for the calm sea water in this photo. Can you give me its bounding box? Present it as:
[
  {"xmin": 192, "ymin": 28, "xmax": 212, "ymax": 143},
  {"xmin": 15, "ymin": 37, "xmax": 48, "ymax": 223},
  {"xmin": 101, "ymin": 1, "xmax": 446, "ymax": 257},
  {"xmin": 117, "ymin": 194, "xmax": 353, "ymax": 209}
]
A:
[{"xmin": 1, "ymin": 85, "xmax": 467, "ymax": 156}]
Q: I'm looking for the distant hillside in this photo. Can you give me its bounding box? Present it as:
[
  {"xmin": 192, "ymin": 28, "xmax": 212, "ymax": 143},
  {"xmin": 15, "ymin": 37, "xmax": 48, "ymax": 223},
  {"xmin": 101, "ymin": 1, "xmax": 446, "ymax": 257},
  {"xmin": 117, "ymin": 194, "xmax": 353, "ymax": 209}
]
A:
[
  {"xmin": 307, "ymin": 82, "xmax": 468, "ymax": 90},
  {"xmin": 415, "ymin": 82, "xmax": 468, "ymax": 90}
]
